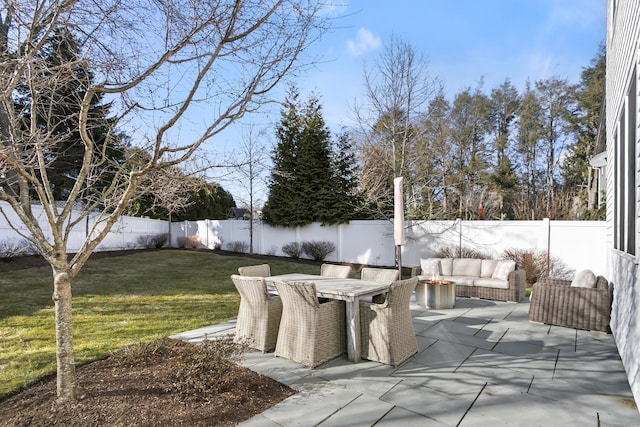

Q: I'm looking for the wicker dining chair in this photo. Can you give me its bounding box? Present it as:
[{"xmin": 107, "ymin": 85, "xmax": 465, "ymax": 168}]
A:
[
  {"xmin": 273, "ymin": 280, "xmax": 346, "ymax": 367},
  {"xmin": 360, "ymin": 277, "xmax": 419, "ymax": 366},
  {"xmin": 237, "ymin": 263, "xmax": 271, "ymax": 277},
  {"xmin": 230, "ymin": 274, "xmax": 282, "ymax": 352},
  {"xmin": 320, "ymin": 263, "xmax": 352, "ymax": 278},
  {"xmin": 360, "ymin": 267, "xmax": 399, "ymax": 282},
  {"xmin": 361, "ymin": 267, "xmax": 400, "ymax": 303}
]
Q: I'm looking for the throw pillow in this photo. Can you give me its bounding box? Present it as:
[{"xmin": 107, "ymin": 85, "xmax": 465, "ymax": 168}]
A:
[
  {"xmin": 571, "ymin": 270, "xmax": 597, "ymax": 288},
  {"xmin": 492, "ymin": 260, "xmax": 516, "ymax": 281},
  {"xmin": 420, "ymin": 258, "xmax": 441, "ymax": 276}
]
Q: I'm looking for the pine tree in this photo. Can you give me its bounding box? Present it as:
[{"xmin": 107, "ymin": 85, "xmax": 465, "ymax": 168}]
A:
[
  {"xmin": 332, "ymin": 128, "xmax": 363, "ymax": 220},
  {"xmin": 14, "ymin": 27, "xmax": 126, "ymax": 202},
  {"xmin": 447, "ymin": 86, "xmax": 491, "ymax": 219},
  {"xmin": 172, "ymin": 181, "xmax": 236, "ymax": 221},
  {"xmin": 515, "ymin": 81, "xmax": 544, "ymax": 219},
  {"xmin": 562, "ymin": 44, "xmax": 605, "ymax": 218},
  {"xmin": 488, "ymin": 79, "xmax": 520, "ymax": 219},
  {"xmin": 263, "ymin": 87, "xmax": 357, "ymax": 226},
  {"xmin": 262, "ymin": 87, "xmax": 305, "ymax": 226}
]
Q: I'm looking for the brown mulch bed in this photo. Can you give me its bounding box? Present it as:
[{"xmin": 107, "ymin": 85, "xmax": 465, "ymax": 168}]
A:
[
  {"xmin": 0, "ymin": 341, "xmax": 294, "ymax": 427},
  {"xmin": 0, "ymin": 249, "xmax": 295, "ymax": 426}
]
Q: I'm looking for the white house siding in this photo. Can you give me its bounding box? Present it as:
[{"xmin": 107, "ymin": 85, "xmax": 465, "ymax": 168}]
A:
[{"xmin": 607, "ymin": 0, "xmax": 640, "ymax": 411}]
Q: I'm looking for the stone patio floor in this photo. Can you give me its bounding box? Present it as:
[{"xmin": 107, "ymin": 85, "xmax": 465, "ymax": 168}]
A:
[{"xmin": 172, "ymin": 297, "xmax": 639, "ymax": 426}]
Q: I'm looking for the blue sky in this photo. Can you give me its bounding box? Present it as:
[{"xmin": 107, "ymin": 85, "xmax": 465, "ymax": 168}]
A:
[{"xmin": 213, "ymin": 0, "xmax": 607, "ymax": 205}]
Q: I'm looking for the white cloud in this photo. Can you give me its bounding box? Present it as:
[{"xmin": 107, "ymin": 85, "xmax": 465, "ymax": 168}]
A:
[{"xmin": 346, "ymin": 28, "xmax": 381, "ymax": 57}]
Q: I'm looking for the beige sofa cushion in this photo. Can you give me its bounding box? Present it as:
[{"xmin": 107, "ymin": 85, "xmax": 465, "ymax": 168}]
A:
[
  {"xmin": 474, "ymin": 278, "xmax": 509, "ymax": 289},
  {"xmin": 481, "ymin": 259, "xmax": 498, "ymax": 278},
  {"xmin": 492, "ymin": 260, "xmax": 516, "ymax": 280},
  {"xmin": 420, "ymin": 258, "xmax": 441, "ymax": 276},
  {"xmin": 446, "ymin": 276, "xmax": 475, "ymax": 286},
  {"xmin": 440, "ymin": 258, "xmax": 453, "ymax": 276},
  {"xmin": 571, "ymin": 269, "xmax": 597, "ymax": 288},
  {"xmin": 452, "ymin": 258, "xmax": 482, "ymax": 277}
]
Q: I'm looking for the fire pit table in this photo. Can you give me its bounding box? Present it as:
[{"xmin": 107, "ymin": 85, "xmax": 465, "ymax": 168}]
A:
[{"xmin": 415, "ymin": 279, "xmax": 456, "ymax": 309}]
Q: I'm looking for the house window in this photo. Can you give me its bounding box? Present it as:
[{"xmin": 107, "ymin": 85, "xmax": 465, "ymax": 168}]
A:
[{"xmin": 614, "ymin": 68, "xmax": 637, "ymax": 256}]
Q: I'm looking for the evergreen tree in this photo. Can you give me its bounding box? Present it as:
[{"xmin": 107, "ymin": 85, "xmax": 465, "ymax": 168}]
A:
[
  {"xmin": 515, "ymin": 81, "xmax": 543, "ymax": 219},
  {"xmin": 417, "ymin": 89, "xmax": 452, "ymax": 218},
  {"xmin": 562, "ymin": 43, "xmax": 605, "ymax": 218},
  {"xmin": 123, "ymin": 150, "xmax": 236, "ymax": 221},
  {"xmin": 172, "ymin": 180, "xmax": 236, "ymax": 221},
  {"xmin": 488, "ymin": 79, "xmax": 520, "ymax": 218},
  {"xmin": 447, "ymin": 86, "xmax": 491, "ymax": 219},
  {"xmin": 14, "ymin": 27, "xmax": 126, "ymax": 202},
  {"xmin": 262, "ymin": 87, "xmax": 305, "ymax": 226},
  {"xmin": 263, "ymin": 87, "xmax": 356, "ymax": 226},
  {"xmin": 333, "ymin": 128, "xmax": 363, "ymax": 219},
  {"xmin": 297, "ymin": 95, "xmax": 336, "ymax": 224}
]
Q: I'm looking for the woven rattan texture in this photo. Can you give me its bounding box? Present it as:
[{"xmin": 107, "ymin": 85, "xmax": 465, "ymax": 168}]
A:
[
  {"xmin": 237, "ymin": 264, "xmax": 271, "ymax": 277},
  {"xmin": 411, "ymin": 266, "xmax": 526, "ymax": 302},
  {"xmin": 320, "ymin": 264, "xmax": 352, "ymax": 278},
  {"xmin": 529, "ymin": 276, "xmax": 611, "ymax": 332},
  {"xmin": 360, "ymin": 267, "xmax": 399, "ymax": 282},
  {"xmin": 273, "ymin": 280, "xmax": 346, "ymax": 367},
  {"xmin": 360, "ymin": 277, "xmax": 419, "ymax": 366},
  {"xmin": 231, "ymin": 274, "xmax": 282, "ymax": 352}
]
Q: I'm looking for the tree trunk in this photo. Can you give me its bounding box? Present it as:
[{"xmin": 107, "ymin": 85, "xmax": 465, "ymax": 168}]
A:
[{"xmin": 52, "ymin": 269, "xmax": 78, "ymax": 402}]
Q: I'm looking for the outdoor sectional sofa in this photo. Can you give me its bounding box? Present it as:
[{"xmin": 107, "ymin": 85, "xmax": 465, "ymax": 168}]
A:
[{"xmin": 411, "ymin": 257, "xmax": 526, "ymax": 303}]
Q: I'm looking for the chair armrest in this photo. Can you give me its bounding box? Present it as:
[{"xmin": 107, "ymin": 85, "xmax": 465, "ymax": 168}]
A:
[
  {"xmin": 410, "ymin": 266, "xmax": 421, "ymax": 277},
  {"xmin": 535, "ymin": 277, "xmax": 572, "ymax": 287},
  {"xmin": 536, "ymin": 276, "xmax": 609, "ymax": 291},
  {"xmin": 595, "ymin": 275, "xmax": 609, "ymax": 291},
  {"xmin": 506, "ymin": 269, "xmax": 526, "ymax": 299},
  {"xmin": 532, "ymin": 279, "xmax": 610, "ymax": 299}
]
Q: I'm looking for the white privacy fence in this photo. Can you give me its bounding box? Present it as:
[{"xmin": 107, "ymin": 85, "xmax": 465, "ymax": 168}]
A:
[
  {"xmin": 0, "ymin": 200, "xmax": 169, "ymax": 252},
  {"xmin": 0, "ymin": 200, "xmax": 606, "ymax": 276},
  {"xmin": 176, "ymin": 218, "xmax": 608, "ymax": 276}
]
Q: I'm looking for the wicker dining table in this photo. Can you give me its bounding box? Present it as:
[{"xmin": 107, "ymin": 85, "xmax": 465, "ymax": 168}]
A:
[{"xmin": 266, "ymin": 273, "xmax": 392, "ymax": 363}]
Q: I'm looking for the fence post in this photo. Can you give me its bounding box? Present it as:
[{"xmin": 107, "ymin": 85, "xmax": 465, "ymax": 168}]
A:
[
  {"xmin": 457, "ymin": 218, "xmax": 462, "ymax": 257},
  {"xmin": 544, "ymin": 218, "xmax": 551, "ymax": 273}
]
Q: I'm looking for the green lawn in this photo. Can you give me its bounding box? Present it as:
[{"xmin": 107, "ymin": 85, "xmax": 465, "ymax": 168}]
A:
[{"xmin": 0, "ymin": 249, "xmax": 320, "ymax": 398}]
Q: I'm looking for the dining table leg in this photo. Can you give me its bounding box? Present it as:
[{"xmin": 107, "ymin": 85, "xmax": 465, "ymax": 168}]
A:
[{"xmin": 345, "ymin": 298, "xmax": 361, "ymax": 363}]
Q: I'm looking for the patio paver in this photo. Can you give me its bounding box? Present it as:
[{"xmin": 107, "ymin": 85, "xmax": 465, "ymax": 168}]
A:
[{"xmin": 171, "ymin": 297, "xmax": 639, "ymax": 426}]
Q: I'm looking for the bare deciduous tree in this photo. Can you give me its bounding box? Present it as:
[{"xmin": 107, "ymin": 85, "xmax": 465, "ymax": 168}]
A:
[
  {"xmin": 233, "ymin": 123, "xmax": 270, "ymax": 253},
  {"xmin": 0, "ymin": 0, "xmax": 327, "ymax": 402},
  {"xmin": 353, "ymin": 35, "xmax": 441, "ymax": 218}
]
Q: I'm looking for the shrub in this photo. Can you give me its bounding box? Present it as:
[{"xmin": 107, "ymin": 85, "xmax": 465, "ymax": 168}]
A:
[
  {"xmin": 151, "ymin": 234, "xmax": 169, "ymax": 248},
  {"xmin": 265, "ymin": 245, "xmax": 277, "ymax": 256},
  {"xmin": 302, "ymin": 240, "xmax": 335, "ymax": 261},
  {"xmin": 136, "ymin": 234, "xmax": 169, "ymax": 249},
  {"xmin": 112, "ymin": 337, "xmax": 172, "ymax": 366},
  {"xmin": 0, "ymin": 239, "xmax": 37, "ymax": 260},
  {"xmin": 176, "ymin": 235, "xmax": 200, "ymax": 249},
  {"xmin": 435, "ymin": 246, "xmax": 489, "ymax": 259},
  {"xmin": 186, "ymin": 235, "xmax": 200, "ymax": 248},
  {"xmin": 112, "ymin": 337, "xmax": 244, "ymax": 397},
  {"xmin": 502, "ymin": 248, "xmax": 574, "ymax": 285},
  {"xmin": 227, "ymin": 241, "xmax": 248, "ymax": 253},
  {"xmin": 282, "ymin": 242, "xmax": 303, "ymax": 258},
  {"xmin": 170, "ymin": 336, "xmax": 244, "ymax": 396}
]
